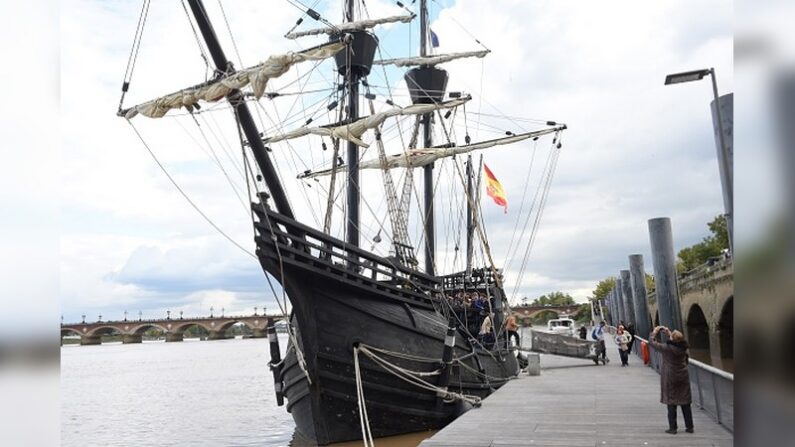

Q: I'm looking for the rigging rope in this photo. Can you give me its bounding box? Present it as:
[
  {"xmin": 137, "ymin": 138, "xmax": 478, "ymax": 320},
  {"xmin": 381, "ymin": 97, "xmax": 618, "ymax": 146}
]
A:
[{"xmin": 126, "ymin": 120, "xmax": 256, "ymax": 259}]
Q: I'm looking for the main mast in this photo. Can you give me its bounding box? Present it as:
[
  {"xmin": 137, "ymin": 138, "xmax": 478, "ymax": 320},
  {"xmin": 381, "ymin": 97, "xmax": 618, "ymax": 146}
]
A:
[
  {"xmin": 337, "ymin": 0, "xmax": 378, "ymax": 250},
  {"xmin": 185, "ymin": 0, "xmax": 294, "ymax": 219}
]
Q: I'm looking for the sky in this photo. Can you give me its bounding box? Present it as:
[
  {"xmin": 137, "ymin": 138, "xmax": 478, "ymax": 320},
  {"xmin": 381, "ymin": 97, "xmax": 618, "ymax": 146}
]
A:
[{"xmin": 58, "ymin": 0, "xmax": 734, "ymax": 323}]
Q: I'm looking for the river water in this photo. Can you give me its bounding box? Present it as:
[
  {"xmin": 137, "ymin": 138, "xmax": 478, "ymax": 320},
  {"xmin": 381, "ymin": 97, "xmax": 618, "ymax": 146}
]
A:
[{"xmin": 61, "ymin": 336, "xmax": 435, "ymax": 447}]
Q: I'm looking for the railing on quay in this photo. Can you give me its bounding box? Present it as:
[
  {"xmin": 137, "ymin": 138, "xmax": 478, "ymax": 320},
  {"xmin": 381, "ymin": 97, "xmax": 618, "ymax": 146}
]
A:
[{"xmin": 632, "ymin": 334, "xmax": 734, "ymax": 433}]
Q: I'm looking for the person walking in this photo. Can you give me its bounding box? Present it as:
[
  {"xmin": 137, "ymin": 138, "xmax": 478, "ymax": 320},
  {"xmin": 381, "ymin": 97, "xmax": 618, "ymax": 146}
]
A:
[
  {"xmin": 650, "ymin": 325, "xmax": 694, "ymax": 434},
  {"xmin": 590, "ymin": 321, "xmax": 608, "ymax": 364},
  {"xmin": 626, "ymin": 323, "xmax": 636, "ymax": 353},
  {"xmin": 614, "ymin": 325, "xmax": 631, "ymax": 366}
]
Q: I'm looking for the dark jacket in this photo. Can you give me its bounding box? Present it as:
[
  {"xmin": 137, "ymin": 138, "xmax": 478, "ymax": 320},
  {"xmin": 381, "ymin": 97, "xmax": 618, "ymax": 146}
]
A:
[{"xmin": 650, "ymin": 336, "xmax": 692, "ymax": 405}]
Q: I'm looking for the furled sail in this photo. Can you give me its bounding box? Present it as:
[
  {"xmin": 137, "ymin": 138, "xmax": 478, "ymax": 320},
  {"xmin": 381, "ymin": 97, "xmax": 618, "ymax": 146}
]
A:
[
  {"xmin": 373, "ymin": 50, "xmax": 490, "ymax": 68},
  {"xmin": 122, "ymin": 42, "xmax": 346, "ymax": 119},
  {"xmin": 298, "ymin": 126, "xmax": 565, "ymax": 179},
  {"xmin": 265, "ymin": 96, "xmax": 471, "ymax": 148},
  {"xmin": 285, "ymin": 14, "xmax": 415, "ymax": 39}
]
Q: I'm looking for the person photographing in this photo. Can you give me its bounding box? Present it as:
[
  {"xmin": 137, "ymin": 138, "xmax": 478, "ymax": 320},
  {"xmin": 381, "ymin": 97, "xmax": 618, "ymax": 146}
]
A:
[{"xmin": 650, "ymin": 325, "xmax": 694, "ymax": 434}]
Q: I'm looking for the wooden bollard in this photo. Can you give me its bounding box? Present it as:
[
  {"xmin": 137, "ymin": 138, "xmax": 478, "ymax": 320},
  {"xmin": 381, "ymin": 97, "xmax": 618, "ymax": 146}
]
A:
[
  {"xmin": 436, "ymin": 324, "xmax": 457, "ymax": 410},
  {"xmin": 267, "ymin": 318, "xmax": 284, "ymax": 406}
]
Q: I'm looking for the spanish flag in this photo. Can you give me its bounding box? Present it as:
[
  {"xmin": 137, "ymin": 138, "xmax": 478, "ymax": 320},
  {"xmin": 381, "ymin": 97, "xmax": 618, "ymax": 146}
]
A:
[{"xmin": 484, "ymin": 163, "xmax": 508, "ymax": 213}]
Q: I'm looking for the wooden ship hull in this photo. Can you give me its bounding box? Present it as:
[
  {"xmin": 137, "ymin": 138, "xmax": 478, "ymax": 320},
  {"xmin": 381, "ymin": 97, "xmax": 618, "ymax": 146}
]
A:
[{"xmin": 254, "ymin": 206, "xmax": 520, "ymax": 445}]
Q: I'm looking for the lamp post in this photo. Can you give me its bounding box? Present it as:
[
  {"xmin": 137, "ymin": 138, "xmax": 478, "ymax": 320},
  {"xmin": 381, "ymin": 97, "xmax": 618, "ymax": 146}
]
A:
[
  {"xmin": 221, "ymin": 307, "xmax": 225, "ymax": 318},
  {"xmin": 138, "ymin": 310, "xmax": 142, "ymax": 321},
  {"xmin": 167, "ymin": 310, "xmax": 171, "ymax": 320},
  {"xmin": 665, "ymin": 68, "xmax": 733, "ymax": 253},
  {"xmin": 82, "ymin": 314, "xmax": 86, "ymax": 324},
  {"xmin": 180, "ymin": 310, "xmax": 183, "ymax": 320},
  {"xmin": 61, "ymin": 315, "xmax": 64, "ymax": 326},
  {"xmin": 210, "ymin": 306, "xmax": 214, "ymax": 318},
  {"xmin": 98, "ymin": 314, "xmax": 102, "ymax": 323},
  {"xmin": 254, "ymin": 307, "xmax": 258, "ymax": 316},
  {"xmin": 124, "ymin": 310, "xmax": 128, "ymax": 322}
]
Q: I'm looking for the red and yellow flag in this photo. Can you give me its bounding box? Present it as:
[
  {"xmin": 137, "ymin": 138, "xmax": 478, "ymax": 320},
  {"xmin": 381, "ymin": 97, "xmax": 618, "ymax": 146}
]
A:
[{"xmin": 484, "ymin": 163, "xmax": 508, "ymax": 213}]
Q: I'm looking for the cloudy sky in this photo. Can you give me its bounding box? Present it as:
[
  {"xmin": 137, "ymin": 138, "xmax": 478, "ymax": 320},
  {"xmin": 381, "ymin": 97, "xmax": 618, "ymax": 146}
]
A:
[{"xmin": 59, "ymin": 0, "xmax": 733, "ymax": 323}]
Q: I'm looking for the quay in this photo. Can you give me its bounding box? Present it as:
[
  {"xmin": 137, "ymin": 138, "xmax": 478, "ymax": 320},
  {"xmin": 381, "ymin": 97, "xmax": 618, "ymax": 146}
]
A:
[{"xmin": 421, "ymin": 337, "xmax": 733, "ymax": 447}]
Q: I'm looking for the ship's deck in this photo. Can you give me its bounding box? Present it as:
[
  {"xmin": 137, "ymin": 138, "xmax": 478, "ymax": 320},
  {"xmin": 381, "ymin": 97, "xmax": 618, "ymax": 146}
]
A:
[{"xmin": 420, "ymin": 336, "xmax": 733, "ymax": 447}]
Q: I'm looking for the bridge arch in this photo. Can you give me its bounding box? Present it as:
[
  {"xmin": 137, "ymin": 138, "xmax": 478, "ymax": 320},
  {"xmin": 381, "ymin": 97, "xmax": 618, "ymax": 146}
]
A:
[
  {"xmin": 88, "ymin": 325, "xmax": 123, "ymax": 337},
  {"xmin": 170, "ymin": 321, "xmax": 213, "ymax": 335},
  {"xmin": 130, "ymin": 323, "xmax": 170, "ymax": 336},
  {"xmin": 61, "ymin": 328, "xmax": 82, "ymax": 337},
  {"xmin": 718, "ymin": 296, "xmax": 733, "ymax": 359},
  {"xmin": 686, "ymin": 303, "xmax": 710, "ymax": 354}
]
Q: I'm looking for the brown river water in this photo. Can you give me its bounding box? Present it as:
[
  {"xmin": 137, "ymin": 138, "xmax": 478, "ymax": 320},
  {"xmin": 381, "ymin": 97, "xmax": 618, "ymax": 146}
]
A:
[{"xmin": 61, "ymin": 335, "xmax": 435, "ymax": 447}]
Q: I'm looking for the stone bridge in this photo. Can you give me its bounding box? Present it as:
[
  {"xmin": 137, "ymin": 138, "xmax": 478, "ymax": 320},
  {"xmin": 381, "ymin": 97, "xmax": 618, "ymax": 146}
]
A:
[
  {"xmin": 509, "ymin": 304, "xmax": 582, "ymax": 325},
  {"xmin": 646, "ymin": 257, "xmax": 733, "ymax": 367},
  {"xmin": 61, "ymin": 315, "xmax": 285, "ymax": 345}
]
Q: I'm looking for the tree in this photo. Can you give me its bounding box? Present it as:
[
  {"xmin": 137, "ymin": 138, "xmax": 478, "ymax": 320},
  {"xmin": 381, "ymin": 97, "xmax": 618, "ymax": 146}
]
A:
[
  {"xmin": 592, "ymin": 277, "xmax": 616, "ymax": 300},
  {"xmin": 676, "ymin": 215, "xmax": 729, "ymax": 273},
  {"xmin": 530, "ymin": 291, "xmax": 575, "ymax": 306}
]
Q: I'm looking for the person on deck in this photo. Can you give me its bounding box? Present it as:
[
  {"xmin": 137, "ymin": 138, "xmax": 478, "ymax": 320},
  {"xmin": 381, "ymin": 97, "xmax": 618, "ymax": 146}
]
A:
[
  {"xmin": 479, "ymin": 311, "xmax": 495, "ymax": 348},
  {"xmin": 578, "ymin": 325, "xmax": 587, "ymax": 340},
  {"xmin": 504, "ymin": 313, "xmax": 520, "ymax": 347},
  {"xmin": 615, "ymin": 325, "xmax": 631, "ymax": 366},
  {"xmin": 650, "ymin": 325, "xmax": 694, "ymax": 434},
  {"xmin": 591, "ymin": 321, "xmax": 608, "ymax": 364}
]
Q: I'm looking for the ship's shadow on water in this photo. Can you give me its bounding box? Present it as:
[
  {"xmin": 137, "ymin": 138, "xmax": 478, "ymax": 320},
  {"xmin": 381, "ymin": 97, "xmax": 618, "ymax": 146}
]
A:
[{"xmin": 290, "ymin": 429, "xmax": 437, "ymax": 447}]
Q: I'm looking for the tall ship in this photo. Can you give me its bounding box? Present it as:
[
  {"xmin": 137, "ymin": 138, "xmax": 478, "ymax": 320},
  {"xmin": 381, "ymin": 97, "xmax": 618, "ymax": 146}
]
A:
[{"xmin": 118, "ymin": 0, "xmax": 566, "ymax": 444}]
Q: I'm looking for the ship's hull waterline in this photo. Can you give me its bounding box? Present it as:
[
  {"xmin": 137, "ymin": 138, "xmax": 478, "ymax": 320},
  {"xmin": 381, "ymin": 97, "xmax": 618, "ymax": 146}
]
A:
[{"xmin": 254, "ymin": 207, "xmax": 519, "ymax": 444}]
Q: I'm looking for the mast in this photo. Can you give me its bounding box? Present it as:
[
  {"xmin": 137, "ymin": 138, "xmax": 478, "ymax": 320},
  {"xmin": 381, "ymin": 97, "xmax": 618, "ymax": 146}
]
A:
[
  {"xmin": 420, "ymin": 0, "xmax": 435, "ymax": 275},
  {"xmin": 185, "ymin": 0, "xmax": 294, "ymax": 219},
  {"xmin": 345, "ymin": 0, "xmax": 361, "ymax": 249},
  {"xmin": 465, "ymin": 154, "xmax": 474, "ymax": 275}
]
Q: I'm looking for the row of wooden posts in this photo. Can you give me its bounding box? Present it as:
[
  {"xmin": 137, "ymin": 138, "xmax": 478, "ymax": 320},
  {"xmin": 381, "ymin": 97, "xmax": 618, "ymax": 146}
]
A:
[{"xmin": 597, "ymin": 217, "xmax": 684, "ymax": 340}]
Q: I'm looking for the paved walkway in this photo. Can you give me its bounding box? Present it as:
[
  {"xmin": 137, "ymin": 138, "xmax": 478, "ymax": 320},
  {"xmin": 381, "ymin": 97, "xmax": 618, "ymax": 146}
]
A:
[{"xmin": 420, "ymin": 338, "xmax": 733, "ymax": 447}]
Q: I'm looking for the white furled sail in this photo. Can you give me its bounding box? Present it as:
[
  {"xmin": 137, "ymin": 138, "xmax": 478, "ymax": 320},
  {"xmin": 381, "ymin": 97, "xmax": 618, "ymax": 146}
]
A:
[
  {"xmin": 122, "ymin": 42, "xmax": 346, "ymax": 119},
  {"xmin": 265, "ymin": 96, "xmax": 471, "ymax": 148},
  {"xmin": 298, "ymin": 126, "xmax": 564, "ymax": 178},
  {"xmin": 285, "ymin": 14, "xmax": 415, "ymax": 39},
  {"xmin": 374, "ymin": 50, "xmax": 490, "ymax": 67}
]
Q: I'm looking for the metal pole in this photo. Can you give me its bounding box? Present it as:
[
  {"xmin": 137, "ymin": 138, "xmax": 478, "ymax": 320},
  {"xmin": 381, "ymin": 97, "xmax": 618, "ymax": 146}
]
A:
[
  {"xmin": 620, "ymin": 269, "xmax": 635, "ymax": 327},
  {"xmin": 648, "ymin": 217, "xmax": 683, "ymax": 332},
  {"xmin": 709, "ymin": 69, "xmax": 733, "ymax": 254},
  {"xmin": 186, "ymin": 0, "xmax": 294, "ymax": 220},
  {"xmin": 628, "ymin": 254, "xmax": 651, "ymax": 339}
]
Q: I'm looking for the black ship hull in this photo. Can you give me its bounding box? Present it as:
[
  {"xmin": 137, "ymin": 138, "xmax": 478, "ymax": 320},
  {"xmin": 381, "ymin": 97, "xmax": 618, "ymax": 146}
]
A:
[{"xmin": 254, "ymin": 206, "xmax": 519, "ymax": 445}]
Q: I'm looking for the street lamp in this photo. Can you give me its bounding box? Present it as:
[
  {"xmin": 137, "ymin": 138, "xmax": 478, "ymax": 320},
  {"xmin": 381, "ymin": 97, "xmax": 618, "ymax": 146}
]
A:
[
  {"xmin": 138, "ymin": 310, "xmax": 142, "ymax": 321},
  {"xmin": 98, "ymin": 314, "xmax": 102, "ymax": 323},
  {"xmin": 82, "ymin": 314, "xmax": 86, "ymax": 324},
  {"xmin": 124, "ymin": 310, "xmax": 128, "ymax": 322},
  {"xmin": 254, "ymin": 307, "xmax": 258, "ymax": 316},
  {"xmin": 167, "ymin": 310, "xmax": 171, "ymax": 320},
  {"xmin": 665, "ymin": 67, "xmax": 733, "ymax": 253},
  {"xmin": 210, "ymin": 306, "xmax": 214, "ymax": 318},
  {"xmin": 180, "ymin": 310, "xmax": 183, "ymax": 320},
  {"xmin": 221, "ymin": 307, "xmax": 225, "ymax": 318},
  {"xmin": 61, "ymin": 315, "xmax": 64, "ymax": 326}
]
